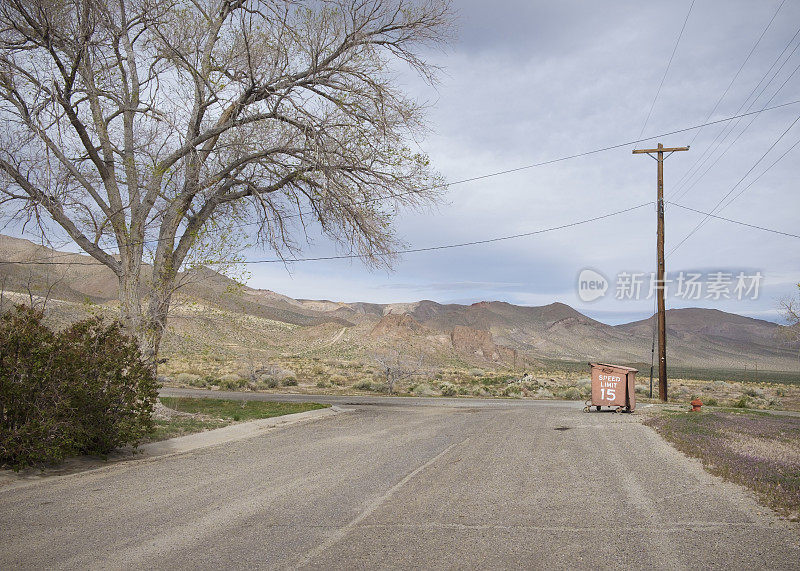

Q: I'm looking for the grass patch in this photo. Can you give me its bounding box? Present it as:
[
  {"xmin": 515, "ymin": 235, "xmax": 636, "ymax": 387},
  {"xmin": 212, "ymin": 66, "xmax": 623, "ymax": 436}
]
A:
[
  {"xmin": 159, "ymin": 397, "xmax": 329, "ymax": 421},
  {"xmin": 146, "ymin": 397, "xmax": 330, "ymax": 443},
  {"xmin": 149, "ymin": 416, "xmax": 232, "ymax": 442},
  {"xmin": 644, "ymin": 409, "xmax": 800, "ymax": 520}
]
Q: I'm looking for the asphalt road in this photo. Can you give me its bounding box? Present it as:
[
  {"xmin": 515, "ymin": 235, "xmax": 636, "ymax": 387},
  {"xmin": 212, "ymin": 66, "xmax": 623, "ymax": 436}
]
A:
[{"xmin": 1, "ymin": 393, "xmax": 798, "ymax": 569}]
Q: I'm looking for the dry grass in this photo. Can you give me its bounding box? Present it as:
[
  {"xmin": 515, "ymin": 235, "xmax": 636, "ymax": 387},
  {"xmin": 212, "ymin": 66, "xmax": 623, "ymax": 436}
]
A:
[
  {"xmin": 644, "ymin": 409, "xmax": 800, "ymax": 521},
  {"xmin": 159, "ymin": 344, "xmax": 800, "ymax": 410}
]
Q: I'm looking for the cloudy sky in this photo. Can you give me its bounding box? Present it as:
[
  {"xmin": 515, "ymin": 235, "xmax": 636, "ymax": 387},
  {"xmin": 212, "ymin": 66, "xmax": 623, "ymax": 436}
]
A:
[
  {"xmin": 8, "ymin": 1, "xmax": 799, "ymax": 324},
  {"xmin": 245, "ymin": 0, "xmax": 800, "ymax": 324}
]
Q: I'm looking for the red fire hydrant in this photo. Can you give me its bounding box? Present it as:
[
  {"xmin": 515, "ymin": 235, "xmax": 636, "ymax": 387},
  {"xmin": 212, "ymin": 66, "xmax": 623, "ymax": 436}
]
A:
[{"xmin": 689, "ymin": 398, "xmax": 703, "ymax": 412}]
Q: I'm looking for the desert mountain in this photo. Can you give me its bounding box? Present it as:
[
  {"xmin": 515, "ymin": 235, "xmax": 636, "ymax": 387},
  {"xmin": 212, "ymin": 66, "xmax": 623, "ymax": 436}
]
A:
[{"xmin": 1, "ymin": 235, "xmax": 797, "ymax": 371}]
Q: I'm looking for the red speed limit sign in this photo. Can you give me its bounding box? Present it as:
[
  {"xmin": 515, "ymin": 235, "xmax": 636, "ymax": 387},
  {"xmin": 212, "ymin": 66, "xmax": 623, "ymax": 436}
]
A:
[
  {"xmin": 588, "ymin": 363, "xmax": 637, "ymax": 412},
  {"xmin": 594, "ymin": 369, "xmax": 622, "ymax": 405}
]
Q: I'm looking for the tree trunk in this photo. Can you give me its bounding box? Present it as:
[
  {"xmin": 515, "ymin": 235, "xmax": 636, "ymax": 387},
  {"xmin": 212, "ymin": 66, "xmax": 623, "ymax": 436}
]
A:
[
  {"xmin": 141, "ymin": 297, "xmax": 169, "ymax": 371},
  {"xmin": 140, "ymin": 254, "xmax": 178, "ymax": 372},
  {"xmin": 118, "ymin": 263, "xmax": 142, "ymax": 343},
  {"xmin": 117, "ymin": 253, "xmax": 173, "ymax": 373}
]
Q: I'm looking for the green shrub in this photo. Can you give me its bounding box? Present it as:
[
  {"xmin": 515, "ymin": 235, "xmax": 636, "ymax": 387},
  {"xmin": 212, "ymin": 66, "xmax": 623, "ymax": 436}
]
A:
[
  {"xmin": 705, "ymin": 397, "xmax": 718, "ymax": 406},
  {"xmin": 353, "ymin": 380, "xmax": 373, "ymax": 391},
  {"xmin": 188, "ymin": 377, "xmax": 208, "ymax": 388},
  {"xmin": 281, "ymin": 377, "xmax": 298, "ymax": 387},
  {"xmin": 57, "ymin": 317, "xmax": 159, "ymax": 455},
  {"xmin": 0, "ymin": 306, "xmax": 159, "ymax": 470},
  {"xmin": 439, "ymin": 382, "xmax": 457, "ymax": 397},
  {"xmin": 743, "ymin": 387, "xmax": 764, "ymax": 398},
  {"xmin": 561, "ymin": 387, "xmax": 581, "ymax": 400},
  {"xmin": 0, "ymin": 305, "xmax": 64, "ymax": 468},
  {"xmin": 316, "ymin": 380, "xmax": 330, "ymax": 388},
  {"xmin": 412, "ymin": 383, "xmax": 435, "ymax": 397},
  {"xmin": 175, "ymin": 372, "xmax": 201, "ymax": 385},
  {"xmin": 732, "ymin": 395, "xmax": 750, "ymax": 409},
  {"xmin": 217, "ymin": 375, "xmax": 246, "ymax": 390}
]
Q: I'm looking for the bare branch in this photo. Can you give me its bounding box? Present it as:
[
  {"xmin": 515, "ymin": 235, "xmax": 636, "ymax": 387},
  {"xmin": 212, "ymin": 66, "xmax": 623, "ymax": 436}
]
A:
[{"xmin": 0, "ymin": 0, "xmax": 453, "ymax": 363}]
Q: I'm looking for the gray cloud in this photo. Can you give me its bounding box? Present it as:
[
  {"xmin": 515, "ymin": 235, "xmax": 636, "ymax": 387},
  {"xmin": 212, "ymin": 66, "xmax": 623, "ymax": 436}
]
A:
[{"xmin": 13, "ymin": 2, "xmax": 800, "ymax": 324}]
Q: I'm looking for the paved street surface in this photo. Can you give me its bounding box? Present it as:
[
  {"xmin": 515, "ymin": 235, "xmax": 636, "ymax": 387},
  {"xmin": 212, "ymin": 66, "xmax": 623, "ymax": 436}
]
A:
[{"xmin": 1, "ymin": 393, "xmax": 798, "ymax": 569}]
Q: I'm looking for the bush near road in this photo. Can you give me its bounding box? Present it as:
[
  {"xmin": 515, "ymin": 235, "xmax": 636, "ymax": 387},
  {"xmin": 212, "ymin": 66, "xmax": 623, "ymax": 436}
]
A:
[{"xmin": 0, "ymin": 305, "xmax": 159, "ymax": 470}]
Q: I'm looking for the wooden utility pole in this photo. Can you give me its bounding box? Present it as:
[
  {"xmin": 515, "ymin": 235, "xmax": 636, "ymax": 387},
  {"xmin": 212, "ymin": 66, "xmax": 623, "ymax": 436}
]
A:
[{"xmin": 632, "ymin": 143, "xmax": 689, "ymax": 402}]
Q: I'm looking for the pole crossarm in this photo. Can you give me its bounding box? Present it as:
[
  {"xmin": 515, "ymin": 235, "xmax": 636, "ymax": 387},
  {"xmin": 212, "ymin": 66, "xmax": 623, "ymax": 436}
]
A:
[{"xmin": 632, "ymin": 146, "xmax": 690, "ymax": 154}]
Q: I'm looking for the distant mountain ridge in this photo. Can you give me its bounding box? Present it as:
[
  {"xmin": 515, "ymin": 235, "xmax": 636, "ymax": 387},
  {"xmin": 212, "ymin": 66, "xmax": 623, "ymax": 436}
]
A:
[{"xmin": 1, "ymin": 234, "xmax": 797, "ymax": 371}]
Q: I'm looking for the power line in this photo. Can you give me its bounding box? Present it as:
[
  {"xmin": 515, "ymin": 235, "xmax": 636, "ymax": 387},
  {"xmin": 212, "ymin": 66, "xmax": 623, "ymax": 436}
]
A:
[
  {"xmin": 682, "ymin": 0, "xmax": 787, "ymax": 150},
  {"xmin": 97, "ymin": 96, "xmax": 800, "ymax": 259},
  {"xmin": 636, "ymin": 0, "xmax": 696, "ymax": 141},
  {"xmin": 667, "ymin": 201, "xmax": 800, "ymax": 239},
  {"xmin": 667, "ymin": 113, "xmax": 800, "ymax": 257},
  {"xmin": 718, "ymin": 132, "xmax": 800, "ymax": 211},
  {"xmin": 669, "ymin": 23, "xmax": 800, "ymax": 200},
  {"xmin": 671, "ymin": 45, "xmax": 800, "ymax": 203},
  {"xmin": 0, "ymin": 202, "xmax": 654, "ymax": 267},
  {"xmin": 240, "ymin": 202, "xmax": 654, "ymax": 264},
  {"xmin": 671, "ymin": 22, "xmax": 800, "ymax": 195},
  {"xmin": 6, "ymin": 134, "xmax": 797, "ymax": 273},
  {"xmin": 4, "ymin": 97, "xmax": 800, "ymax": 268}
]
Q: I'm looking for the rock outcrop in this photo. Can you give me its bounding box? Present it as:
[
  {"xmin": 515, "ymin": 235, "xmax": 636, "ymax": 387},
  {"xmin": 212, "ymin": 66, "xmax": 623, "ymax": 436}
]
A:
[
  {"xmin": 450, "ymin": 325, "xmax": 517, "ymax": 363},
  {"xmin": 369, "ymin": 313, "xmax": 424, "ymax": 339}
]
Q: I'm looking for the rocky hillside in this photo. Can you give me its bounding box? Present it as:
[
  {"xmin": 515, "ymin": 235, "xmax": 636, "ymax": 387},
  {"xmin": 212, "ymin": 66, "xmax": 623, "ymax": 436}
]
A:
[{"xmin": 1, "ymin": 234, "xmax": 797, "ymax": 371}]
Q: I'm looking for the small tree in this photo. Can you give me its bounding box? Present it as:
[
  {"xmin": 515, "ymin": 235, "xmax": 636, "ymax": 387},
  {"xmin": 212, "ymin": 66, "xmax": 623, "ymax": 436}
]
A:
[
  {"xmin": 781, "ymin": 283, "xmax": 800, "ymax": 360},
  {"xmin": 373, "ymin": 347, "xmax": 423, "ymax": 394},
  {"xmin": 0, "ymin": 0, "xmax": 453, "ymax": 366}
]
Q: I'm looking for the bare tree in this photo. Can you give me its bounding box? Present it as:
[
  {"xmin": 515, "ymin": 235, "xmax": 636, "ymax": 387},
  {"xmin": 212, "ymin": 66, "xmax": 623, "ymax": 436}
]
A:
[
  {"xmin": 22, "ymin": 266, "xmax": 63, "ymax": 311},
  {"xmin": 373, "ymin": 347, "xmax": 423, "ymax": 394},
  {"xmin": 0, "ymin": 0, "xmax": 452, "ymax": 365},
  {"xmin": 780, "ymin": 284, "xmax": 800, "ymax": 361},
  {"xmin": 0, "ymin": 254, "xmax": 64, "ymax": 312}
]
